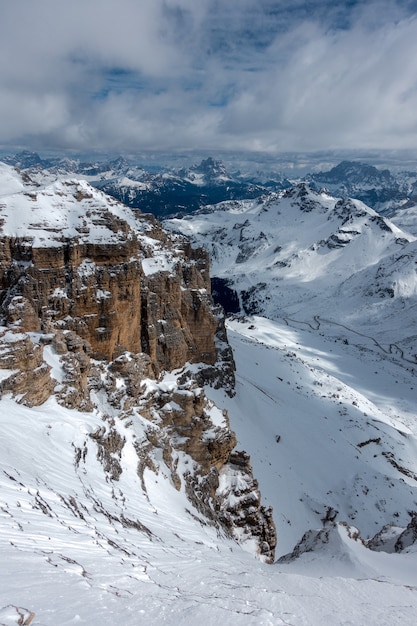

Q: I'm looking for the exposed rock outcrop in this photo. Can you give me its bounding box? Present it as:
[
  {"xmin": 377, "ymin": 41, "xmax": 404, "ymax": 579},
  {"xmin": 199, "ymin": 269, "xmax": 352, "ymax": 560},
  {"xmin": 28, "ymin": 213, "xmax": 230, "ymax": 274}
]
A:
[
  {"xmin": 0, "ymin": 605, "xmax": 35, "ymax": 626},
  {"xmin": 0, "ymin": 181, "xmax": 220, "ymax": 371},
  {"xmin": 0, "ymin": 168, "xmax": 276, "ymax": 563},
  {"xmin": 82, "ymin": 359, "xmax": 276, "ymax": 563},
  {"xmin": 0, "ymin": 328, "xmax": 54, "ymax": 406},
  {"xmin": 367, "ymin": 514, "xmax": 417, "ymax": 553}
]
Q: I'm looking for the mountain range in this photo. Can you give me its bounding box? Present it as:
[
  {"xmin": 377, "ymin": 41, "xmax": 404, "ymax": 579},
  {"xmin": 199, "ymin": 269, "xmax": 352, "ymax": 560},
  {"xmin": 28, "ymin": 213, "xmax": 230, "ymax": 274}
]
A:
[
  {"xmin": 165, "ymin": 183, "xmax": 417, "ymax": 353},
  {"xmin": 1, "ymin": 158, "xmax": 417, "ymax": 624},
  {"xmin": 1, "ymin": 151, "xmax": 289, "ymax": 218},
  {"xmin": 307, "ymin": 160, "xmax": 417, "ymax": 215},
  {"xmin": 4, "ymin": 149, "xmax": 417, "ymax": 219}
]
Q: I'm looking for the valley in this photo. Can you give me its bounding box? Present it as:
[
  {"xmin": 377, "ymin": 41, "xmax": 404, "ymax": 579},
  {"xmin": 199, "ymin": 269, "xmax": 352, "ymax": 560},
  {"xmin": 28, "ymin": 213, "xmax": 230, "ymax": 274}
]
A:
[{"xmin": 0, "ymin": 157, "xmax": 417, "ymax": 625}]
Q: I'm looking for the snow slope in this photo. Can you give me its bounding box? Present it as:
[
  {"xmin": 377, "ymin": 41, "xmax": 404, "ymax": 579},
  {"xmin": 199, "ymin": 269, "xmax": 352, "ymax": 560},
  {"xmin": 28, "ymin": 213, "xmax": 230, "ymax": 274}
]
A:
[
  {"xmin": 2, "ymin": 324, "xmax": 417, "ymax": 625},
  {"xmin": 2, "ymin": 168, "xmax": 417, "ymax": 624},
  {"xmin": 165, "ymin": 184, "xmax": 417, "ymax": 360},
  {"xmin": 208, "ymin": 316, "xmax": 417, "ymax": 557},
  {"xmin": 390, "ymin": 201, "xmax": 417, "ymax": 236}
]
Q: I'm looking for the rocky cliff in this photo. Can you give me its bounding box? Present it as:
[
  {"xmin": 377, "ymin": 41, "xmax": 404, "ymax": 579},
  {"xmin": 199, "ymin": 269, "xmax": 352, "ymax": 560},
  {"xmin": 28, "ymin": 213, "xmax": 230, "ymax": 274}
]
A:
[
  {"xmin": 0, "ymin": 165, "xmax": 276, "ymax": 563},
  {"xmin": 0, "ymin": 177, "xmax": 219, "ymax": 367}
]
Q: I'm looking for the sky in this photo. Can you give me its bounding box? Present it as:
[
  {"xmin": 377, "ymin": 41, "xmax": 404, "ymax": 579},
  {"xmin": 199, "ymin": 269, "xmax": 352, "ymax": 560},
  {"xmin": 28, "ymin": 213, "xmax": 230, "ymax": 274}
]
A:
[{"xmin": 1, "ymin": 0, "xmax": 417, "ymax": 156}]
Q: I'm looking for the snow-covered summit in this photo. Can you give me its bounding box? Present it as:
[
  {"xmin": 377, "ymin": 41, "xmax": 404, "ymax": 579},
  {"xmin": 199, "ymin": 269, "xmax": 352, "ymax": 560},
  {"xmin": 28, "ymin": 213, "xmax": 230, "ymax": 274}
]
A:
[
  {"xmin": 0, "ymin": 163, "xmax": 151, "ymax": 247},
  {"xmin": 165, "ymin": 183, "xmax": 417, "ymax": 358},
  {"xmin": 306, "ymin": 160, "xmax": 417, "ymax": 213}
]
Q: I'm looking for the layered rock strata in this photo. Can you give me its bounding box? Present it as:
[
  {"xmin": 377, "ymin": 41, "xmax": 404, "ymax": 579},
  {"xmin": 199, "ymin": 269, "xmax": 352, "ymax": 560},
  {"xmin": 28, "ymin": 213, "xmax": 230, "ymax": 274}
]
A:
[
  {"xmin": 0, "ymin": 180, "xmax": 218, "ymax": 369},
  {"xmin": 0, "ymin": 169, "xmax": 276, "ymax": 563}
]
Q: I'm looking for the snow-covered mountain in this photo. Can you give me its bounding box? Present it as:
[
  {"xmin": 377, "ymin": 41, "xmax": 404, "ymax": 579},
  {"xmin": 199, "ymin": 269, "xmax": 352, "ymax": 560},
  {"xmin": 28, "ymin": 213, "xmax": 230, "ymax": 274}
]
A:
[
  {"xmin": 166, "ymin": 182, "xmax": 417, "ymax": 551},
  {"xmin": 69, "ymin": 157, "xmax": 417, "ymax": 219},
  {"xmin": 2, "ymin": 152, "xmax": 285, "ymax": 218},
  {"xmin": 1, "ymin": 163, "xmax": 417, "ymax": 624},
  {"xmin": 88, "ymin": 157, "xmax": 287, "ymax": 218},
  {"xmin": 0, "ymin": 163, "xmax": 277, "ymax": 622},
  {"xmin": 166, "ymin": 183, "xmax": 417, "ymax": 359},
  {"xmin": 388, "ymin": 200, "xmax": 417, "ymax": 236},
  {"xmin": 3, "ymin": 150, "xmax": 417, "ymax": 217},
  {"xmin": 306, "ymin": 160, "xmax": 417, "ymax": 213}
]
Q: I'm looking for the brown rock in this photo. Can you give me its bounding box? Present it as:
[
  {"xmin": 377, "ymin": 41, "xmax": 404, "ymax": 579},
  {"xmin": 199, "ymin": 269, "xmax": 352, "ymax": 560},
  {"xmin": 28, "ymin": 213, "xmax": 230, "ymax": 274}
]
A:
[
  {"xmin": 0, "ymin": 215, "xmax": 219, "ymax": 371},
  {"xmin": 0, "ymin": 329, "xmax": 54, "ymax": 406},
  {"xmin": 0, "ymin": 177, "xmax": 275, "ymax": 561}
]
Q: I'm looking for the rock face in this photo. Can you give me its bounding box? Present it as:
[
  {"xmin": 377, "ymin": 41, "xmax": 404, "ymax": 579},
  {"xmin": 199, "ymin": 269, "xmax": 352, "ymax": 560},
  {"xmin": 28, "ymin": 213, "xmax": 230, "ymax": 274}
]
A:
[
  {"xmin": 0, "ymin": 179, "xmax": 218, "ymax": 369},
  {"xmin": 0, "ymin": 166, "xmax": 276, "ymax": 563},
  {"xmin": 0, "ymin": 328, "xmax": 54, "ymax": 406}
]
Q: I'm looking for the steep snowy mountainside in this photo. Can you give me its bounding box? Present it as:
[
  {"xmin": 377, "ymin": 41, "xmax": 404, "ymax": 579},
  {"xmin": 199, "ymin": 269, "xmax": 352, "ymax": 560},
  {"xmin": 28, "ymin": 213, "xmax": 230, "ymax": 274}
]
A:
[
  {"xmin": 2, "ymin": 377, "xmax": 417, "ymax": 625},
  {"xmin": 166, "ymin": 180, "xmax": 417, "ymax": 564},
  {"xmin": 2, "ymin": 376, "xmax": 417, "ymax": 624},
  {"xmin": 0, "ymin": 383, "xmax": 271, "ymax": 624},
  {"xmin": 2, "ymin": 164, "xmax": 417, "ymax": 623},
  {"xmin": 388, "ymin": 201, "xmax": 417, "ymax": 236},
  {"xmin": 165, "ymin": 184, "xmax": 417, "ymax": 360},
  {"xmin": 0, "ymin": 162, "xmax": 28, "ymax": 195},
  {"xmin": 0, "ymin": 161, "xmax": 277, "ymax": 597},
  {"xmin": 207, "ymin": 316, "xmax": 417, "ymax": 558}
]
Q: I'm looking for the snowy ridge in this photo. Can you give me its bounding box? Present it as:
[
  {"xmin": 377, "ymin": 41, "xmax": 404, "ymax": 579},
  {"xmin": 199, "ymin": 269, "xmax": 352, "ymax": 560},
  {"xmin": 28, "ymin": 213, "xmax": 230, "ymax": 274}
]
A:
[
  {"xmin": 0, "ymin": 169, "xmax": 145, "ymax": 245},
  {"xmin": 389, "ymin": 201, "xmax": 417, "ymax": 236},
  {"xmin": 4, "ymin": 151, "xmax": 417, "ymax": 218},
  {"xmin": 1, "ymin": 165, "xmax": 417, "ymax": 624},
  {"xmin": 165, "ymin": 184, "xmax": 417, "ymax": 360},
  {"xmin": 164, "ymin": 182, "xmax": 417, "ymax": 619},
  {"xmin": 0, "ymin": 164, "xmax": 182, "ymax": 280}
]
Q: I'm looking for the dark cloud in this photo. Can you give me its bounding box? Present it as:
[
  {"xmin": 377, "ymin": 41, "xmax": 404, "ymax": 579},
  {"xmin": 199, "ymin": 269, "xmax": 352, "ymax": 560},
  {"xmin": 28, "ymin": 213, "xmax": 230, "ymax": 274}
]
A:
[{"xmin": 1, "ymin": 1, "xmax": 416, "ymax": 154}]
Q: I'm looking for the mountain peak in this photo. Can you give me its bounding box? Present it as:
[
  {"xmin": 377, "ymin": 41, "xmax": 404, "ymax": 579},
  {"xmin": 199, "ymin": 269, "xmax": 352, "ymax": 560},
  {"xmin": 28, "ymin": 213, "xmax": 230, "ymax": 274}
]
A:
[
  {"xmin": 2, "ymin": 150, "xmax": 44, "ymax": 169},
  {"xmin": 312, "ymin": 160, "xmax": 393, "ymax": 185},
  {"xmin": 192, "ymin": 157, "xmax": 230, "ymax": 180}
]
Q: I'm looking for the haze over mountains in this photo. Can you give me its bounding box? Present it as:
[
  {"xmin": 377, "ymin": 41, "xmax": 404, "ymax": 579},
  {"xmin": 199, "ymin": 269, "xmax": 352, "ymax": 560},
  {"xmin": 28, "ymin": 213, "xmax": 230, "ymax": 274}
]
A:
[
  {"xmin": 1, "ymin": 156, "xmax": 417, "ymax": 624},
  {"xmin": 3, "ymin": 150, "xmax": 417, "ymax": 219}
]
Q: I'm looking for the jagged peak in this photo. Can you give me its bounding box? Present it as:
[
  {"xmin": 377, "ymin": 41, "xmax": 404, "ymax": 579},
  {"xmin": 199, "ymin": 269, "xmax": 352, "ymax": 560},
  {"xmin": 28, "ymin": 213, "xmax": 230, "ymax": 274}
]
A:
[
  {"xmin": 193, "ymin": 157, "xmax": 228, "ymax": 177},
  {"xmin": 1, "ymin": 150, "xmax": 44, "ymax": 169},
  {"xmin": 283, "ymin": 181, "xmax": 314, "ymax": 198}
]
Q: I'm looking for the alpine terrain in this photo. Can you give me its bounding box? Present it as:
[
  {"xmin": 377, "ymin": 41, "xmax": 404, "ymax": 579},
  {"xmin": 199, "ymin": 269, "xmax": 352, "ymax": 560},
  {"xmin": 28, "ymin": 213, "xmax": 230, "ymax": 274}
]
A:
[{"xmin": 1, "ymin": 162, "xmax": 417, "ymax": 625}]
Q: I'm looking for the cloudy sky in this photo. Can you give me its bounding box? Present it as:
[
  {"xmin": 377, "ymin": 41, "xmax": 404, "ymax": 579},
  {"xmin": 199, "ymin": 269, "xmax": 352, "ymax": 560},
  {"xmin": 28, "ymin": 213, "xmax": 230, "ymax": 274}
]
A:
[{"xmin": 1, "ymin": 0, "xmax": 417, "ymax": 156}]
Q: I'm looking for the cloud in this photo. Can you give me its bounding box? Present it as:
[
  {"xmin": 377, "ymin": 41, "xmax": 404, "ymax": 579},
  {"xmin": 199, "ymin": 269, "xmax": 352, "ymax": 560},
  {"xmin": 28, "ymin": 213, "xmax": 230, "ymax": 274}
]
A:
[
  {"xmin": 218, "ymin": 8, "xmax": 417, "ymax": 150},
  {"xmin": 1, "ymin": 1, "xmax": 417, "ymax": 154}
]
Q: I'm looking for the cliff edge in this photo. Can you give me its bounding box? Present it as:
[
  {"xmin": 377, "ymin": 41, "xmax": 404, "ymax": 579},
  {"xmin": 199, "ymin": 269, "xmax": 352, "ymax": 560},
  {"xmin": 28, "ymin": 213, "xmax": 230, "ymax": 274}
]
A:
[{"xmin": 0, "ymin": 164, "xmax": 276, "ymax": 563}]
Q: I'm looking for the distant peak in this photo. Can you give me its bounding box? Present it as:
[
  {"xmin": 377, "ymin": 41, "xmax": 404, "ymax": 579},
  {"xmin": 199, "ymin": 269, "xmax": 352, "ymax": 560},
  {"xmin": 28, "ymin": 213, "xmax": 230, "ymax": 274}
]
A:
[
  {"xmin": 192, "ymin": 157, "xmax": 229, "ymax": 178},
  {"xmin": 2, "ymin": 150, "xmax": 44, "ymax": 169},
  {"xmin": 313, "ymin": 160, "xmax": 392, "ymax": 184}
]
